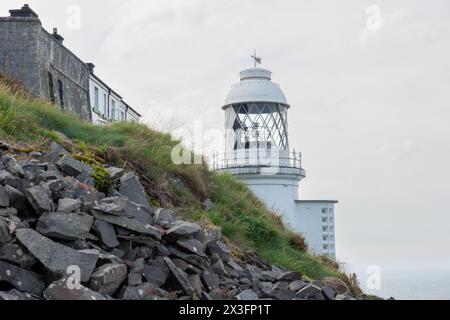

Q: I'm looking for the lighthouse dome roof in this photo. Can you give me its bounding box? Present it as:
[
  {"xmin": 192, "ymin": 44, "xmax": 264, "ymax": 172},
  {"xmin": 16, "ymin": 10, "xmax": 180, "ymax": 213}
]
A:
[{"xmin": 223, "ymin": 67, "xmax": 289, "ymax": 109}]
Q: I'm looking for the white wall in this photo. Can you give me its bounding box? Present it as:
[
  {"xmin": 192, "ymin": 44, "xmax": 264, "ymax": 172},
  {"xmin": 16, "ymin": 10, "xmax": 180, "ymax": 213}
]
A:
[
  {"xmin": 295, "ymin": 201, "xmax": 336, "ymax": 258},
  {"xmin": 89, "ymin": 76, "xmax": 109, "ymax": 125}
]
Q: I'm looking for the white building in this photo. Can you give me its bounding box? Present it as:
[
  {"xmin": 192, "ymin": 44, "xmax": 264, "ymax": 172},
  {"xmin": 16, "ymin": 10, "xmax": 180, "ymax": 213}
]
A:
[
  {"xmin": 215, "ymin": 59, "xmax": 338, "ymax": 258},
  {"xmin": 87, "ymin": 63, "xmax": 141, "ymax": 125}
]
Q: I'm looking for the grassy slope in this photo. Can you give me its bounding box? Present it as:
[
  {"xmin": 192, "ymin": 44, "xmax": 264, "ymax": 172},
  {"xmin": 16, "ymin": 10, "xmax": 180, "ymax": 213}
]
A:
[{"xmin": 0, "ymin": 80, "xmax": 360, "ymax": 292}]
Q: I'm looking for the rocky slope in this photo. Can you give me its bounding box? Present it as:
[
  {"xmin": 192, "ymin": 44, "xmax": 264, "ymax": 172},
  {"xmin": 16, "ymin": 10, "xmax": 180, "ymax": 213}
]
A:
[{"xmin": 0, "ymin": 140, "xmax": 356, "ymax": 300}]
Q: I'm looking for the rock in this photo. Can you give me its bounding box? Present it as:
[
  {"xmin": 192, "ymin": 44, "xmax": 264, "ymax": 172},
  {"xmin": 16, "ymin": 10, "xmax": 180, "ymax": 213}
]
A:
[
  {"xmin": 202, "ymin": 199, "xmax": 215, "ymax": 211},
  {"xmin": 43, "ymin": 278, "xmax": 106, "ymax": 300},
  {"xmin": 0, "ymin": 289, "xmax": 38, "ymax": 300},
  {"xmin": 50, "ymin": 142, "xmax": 69, "ymax": 156},
  {"xmin": 322, "ymin": 285, "xmax": 336, "ymax": 300},
  {"xmin": 76, "ymin": 173, "xmax": 96, "ymax": 187},
  {"xmin": 119, "ymin": 173, "xmax": 150, "ymax": 210},
  {"xmin": 296, "ymin": 284, "xmax": 323, "ymax": 300},
  {"xmin": 212, "ymin": 259, "xmax": 228, "ymax": 278},
  {"xmin": 154, "ymin": 208, "xmax": 176, "ymax": 229},
  {"xmin": 0, "ymin": 243, "xmax": 36, "ymax": 268},
  {"xmin": 0, "ymin": 260, "xmax": 45, "ymax": 296},
  {"xmin": 236, "ymin": 289, "xmax": 259, "ymax": 300},
  {"xmin": 0, "ymin": 185, "xmax": 9, "ymax": 207},
  {"xmin": 0, "ymin": 219, "xmax": 12, "ymax": 244},
  {"xmin": 24, "ymin": 185, "xmax": 53, "ymax": 214},
  {"xmin": 289, "ymin": 280, "xmax": 305, "ymax": 292},
  {"xmin": 93, "ymin": 220, "xmax": 119, "ymax": 248},
  {"xmin": 189, "ymin": 274, "xmax": 204, "ymax": 297},
  {"xmin": 106, "ymin": 166, "xmax": 125, "ymax": 180},
  {"xmin": 335, "ymin": 294, "xmax": 347, "ymax": 301},
  {"xmin": 278, "ymin": 271, "xmax": 302, "ymax": 282},
  {"xmin": 131, "ymin": 258, "xmax": 145, "ymax": 273},
  {"xmin": 57, "ymin": 156, "xmax": 94, "ymax": 177},
  {"xmin": 4, "ymin": 185, "xmax": 29, "ymax": 210},
  {"xmin": 89, "ymin": 263, "xmax": 128, "ymax": 296},
  {"xmin": 57, "ymin": 198, "xmax": 82, "ymax": 213},
  {"xmin": 128, "ymin": 273, "xmax": 143, "ymax": 286},
  {"xmin": 29, "ymin": 151, "xmax": 43, "ymax": 158},
  {"xmin": 273, "ymin": 281, "xmax": 290, "ymax": 291},
  {"xmin": 165, "ymin": 221, "xmax": 201, "ymax": 242},
  {"xmin": 120, "ymin": 283, "xmax": 168, "ymax": 300},
  {"xmin": 321, "ymin": 276, "xmax": 351, "ymax": 295},
  {"xmin": 195, "ymin": 227, "xmax": 222, "ymax": 245},
  {"xmin": 163, "ymin": 257, "xmax": 195, "ymax": 297},
  {"xmin": 207, "ymin": 241, "xmax": 231, "ymax": 261},
  {"xmin": 177, "ymin": 239, "xmax": 207, "ymax": 258},
  {"xmin": 228, "ymin": 261, "xmax": 245, "ymax": 273},
  {"xmin": 16, "ymin": 228, "xmax": 98, "ymax": 282},
  {"xmin": 202, "ymin": 270, "xmax": 219, "ymax": 291},
  {"xmin": 36, "ymin": 212, "xmax": 95, "ymax": 241},
  {"xmin": 143, "ymin": 264, "xmax": 168, "ymax": 287},
  {"xmin": 92, "ymin": 212, "xmax": 162, "ymax": 240},
  {"xmin": 123, "ymin": 199, "xmax": 154, "ymax": 225}
]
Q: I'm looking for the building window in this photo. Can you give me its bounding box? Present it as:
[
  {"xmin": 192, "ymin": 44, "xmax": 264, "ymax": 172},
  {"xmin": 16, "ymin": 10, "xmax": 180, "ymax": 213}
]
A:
[
  {"xmin": 120, "ymin": 111, "xmax": 125, "ymax": 121},
  {"xmin": 58, "ymin": 80, "xmax": 64, "ymax": 109},
  {"xmin": 93, "ymin": 87, "xmax": 99, "ymax": 111},
  {"xmin": 322, "ymin": 208, "xmax": 327, "ymax": 214},
  {"xmin": 322, "ymin": 217, "xmax": 328, "ymax": 223},
  {"xmin": 322, "ymin": 226, "xmax": 328, "ymax": 232},
  {"xmin": 323, "ymin": 244, "xmax": 329, "ymax": 250},
  {"xmin": 323, "ymin": 235, "xmax": 328, "ymax": 241},
  {"xmin": 112, "ymin": 100, "xmax": 116, "ymax": 120},
  {"xmin": 329, "ymin": 208, "xmax": 334, "ymax": 215},
  {"xmin": 48, "ymin": 72, "xmax": 55, "ymax": 103}
]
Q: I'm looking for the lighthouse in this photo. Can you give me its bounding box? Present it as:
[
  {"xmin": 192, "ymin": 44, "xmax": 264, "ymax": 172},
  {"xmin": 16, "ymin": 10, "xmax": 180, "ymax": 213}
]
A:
[{"xmin": 215, "ymin": 55, "xmax": 338, "ymax": 258}]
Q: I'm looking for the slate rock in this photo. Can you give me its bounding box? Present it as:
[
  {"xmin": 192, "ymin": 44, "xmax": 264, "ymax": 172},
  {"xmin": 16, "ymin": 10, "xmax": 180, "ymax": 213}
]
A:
[
  {"xmin": 177, "ymin": 239, "xmax": 207, "ymax": 258},
  {"xmin": 119, "ymin": 173, "xmax": 150, "ymax": 210},
  {"xmin": 89, "ymin": 263, "xmax": 128, "ymax": 296},
  {"xmin": 4, "ymin": 185, "xmax": 29, "ymax": 210},
  {"xmin": 29, "ymin": 151, "xmax": 43, "ymax": 158},
  {"xmin": 57, "ymin": 156, "xmax": 94, "ymax": 177},
  {"xmin": 0, "ymin": 260, "xmax": 45, "ymax": 296},
  {"xmin": 202, "ymin": 199, "xmax": 215, "ymax": 211},
  {"xmin": 296, "ymin": 284, "xmax": 323, "ymax": 300},
  {"xmin": 123, "ymin": 199, "xmax": 154, "ymax": 225},
  {"xmin": 43, "ymin": 278, "xmax": 106, "ymax": 300},
  {"xmin": 278, "ymin": 271, "xmax": 302, "ymax": 282},
  {"xmin": 189, "ymin": 274, "xmax": 204, "ymax": 297},
  {"xmin": 0, "ymin": 219, "xmax": 12, "ymax": 244},
  {"xmin": 212, "ymin": 259, "xmax": 229, "ymax": 278},
  {"xmin": 289, "ymin": 280, "xmax": 305, "ymax": 292},
  {"xmin": 228, "ymin": 261, "xmax": 245, "ymax": 273},
  {"xmin": 120, "ymin": 283, "xmax": 168, "ymax": 300},
  {"xmin": 0, "ymin": 185, "xmax": 9, "ymax": 207},
  {"xmin": 36, "ymin": 212, "xmax": 94, "ymax": 241},
  {"xmin": 207, "ymin": 241, "xmax": 231, "ymax": 261},
  {"xmin": 0, "ymin": 289, "xmax": 38, "ymax": 301},
  {"xmin": 93, "ymin": 220, "xmax": 119, "ymax": 248},
  {"xmin": 143, "ymin": 264, "xmax": 169, "ymax": 287},
  {"xmin": 163, "ymin": 257, "xmax": 195, "ymax": 297},
  {"xmin": 321, "ymin": 276, "xmax": 351, "ymax": 295},
  {"xmin": 106, "ymin": 166, "xmax": 125, "ymax": 180},
  {"xmin": 165, "ymin": 221, "xmax": 201, "ymax": 242},
  {"xmin": 0, "ymin": 243, "xmax": 36, "ymax": 268},
  {"xmin": 128, "ymin": 273, "xmax": 143, "ymax": 286},
  {"xmin": 16, "ymin": 228, "xmax": 98, "ymax": 282},
  {"xmin": 236, "ymin": 289, "xmax": 259, "ymax": 300},
  {"xmin": 202, "ymin": 270, "xmax": 219, "ymax": 291},
  {"xmin": 92, "ymin": 212, "xmax": 162, "ymax": 240},
  {"xmin": 24, "ymin": 185, "xmax": 53, "ymax": 214},
  {"xmin": 154, "ymin": 208, "xmax": 176, "ymax": 229},
  {"xmin": 195, "ymin": 227, "xmax": 222, "ymax": 245},
  {"xmin": 322, "ymin": 285, "xmax": 336, "ymax": 300},
  {"xmin": 57, "ymin": 198, "xmax": 82, "ymax": 213}
]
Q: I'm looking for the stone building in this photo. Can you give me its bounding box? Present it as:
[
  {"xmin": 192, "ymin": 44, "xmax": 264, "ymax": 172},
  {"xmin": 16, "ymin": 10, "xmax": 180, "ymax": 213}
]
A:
[{"xmin": 0, "ymin": 4, "xmax": 141, "ymax": 124}]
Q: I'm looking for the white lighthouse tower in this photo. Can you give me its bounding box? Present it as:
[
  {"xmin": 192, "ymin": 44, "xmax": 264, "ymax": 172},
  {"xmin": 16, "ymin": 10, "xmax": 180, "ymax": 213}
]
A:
[{"xmin": 215, "ymin": 55, "xmax": 338, "ymax": 258}]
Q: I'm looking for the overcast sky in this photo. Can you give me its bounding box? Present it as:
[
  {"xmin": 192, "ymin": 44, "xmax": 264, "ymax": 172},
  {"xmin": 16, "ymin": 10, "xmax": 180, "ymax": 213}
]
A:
[{"xmin": 2, "ymin": 0, "xmax": 450, "ymax": 280}]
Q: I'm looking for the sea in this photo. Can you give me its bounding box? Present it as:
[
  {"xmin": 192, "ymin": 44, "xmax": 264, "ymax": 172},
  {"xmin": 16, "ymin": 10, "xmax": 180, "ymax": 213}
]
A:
[{"xmin": 355, "ymin": 269, "xmax": 450, "ymax": 300}]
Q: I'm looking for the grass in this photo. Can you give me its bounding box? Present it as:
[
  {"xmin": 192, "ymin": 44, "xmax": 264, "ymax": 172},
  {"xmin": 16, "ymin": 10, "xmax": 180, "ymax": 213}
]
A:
[{"xmin": 0, "ymin": 78, "xmax": 361, "ymax": 294}]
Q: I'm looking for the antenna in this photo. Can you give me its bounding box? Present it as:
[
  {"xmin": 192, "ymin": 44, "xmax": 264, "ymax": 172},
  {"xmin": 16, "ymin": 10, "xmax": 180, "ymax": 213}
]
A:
[{"xmin": 251, "ymin": 49, "xmax": 262, "ymax": 68}]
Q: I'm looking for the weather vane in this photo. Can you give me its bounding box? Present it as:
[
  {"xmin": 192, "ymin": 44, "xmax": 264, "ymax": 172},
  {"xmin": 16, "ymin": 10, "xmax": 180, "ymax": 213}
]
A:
[{"xmin": 251, "ymin": 49, "xmax": 262, "ymax": 68}]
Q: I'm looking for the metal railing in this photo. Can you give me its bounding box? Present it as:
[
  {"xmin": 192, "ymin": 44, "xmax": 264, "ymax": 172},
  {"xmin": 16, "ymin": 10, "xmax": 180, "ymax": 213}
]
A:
[{"xmin": 212, "ymin": 150, "xmax": 303, "ymax": 171}]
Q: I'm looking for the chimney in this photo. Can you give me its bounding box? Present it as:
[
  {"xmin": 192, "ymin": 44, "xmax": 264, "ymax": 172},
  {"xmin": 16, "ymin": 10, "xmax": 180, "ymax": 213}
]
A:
[
  {"xmin": 9, "ymin": 4, "xmax": 39, "ymax": 18},
  {"xmin": 52, "ymin": 28, "xmax": 64, "ymax": 44},
  {"xmin": 86, "ymin": 63, "xmax": 95, "ymax": 74}
]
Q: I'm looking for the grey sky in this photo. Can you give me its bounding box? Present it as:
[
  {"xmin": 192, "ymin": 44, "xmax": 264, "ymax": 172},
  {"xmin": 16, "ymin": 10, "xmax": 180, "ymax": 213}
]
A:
[{"xmin": 1, "ymin": 0, "xmax": 450, "ymax": 278}]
